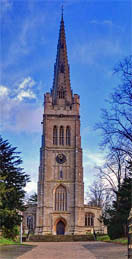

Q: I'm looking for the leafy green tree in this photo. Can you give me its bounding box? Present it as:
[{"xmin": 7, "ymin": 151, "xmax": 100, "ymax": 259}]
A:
[{"xmin": 0, "ymin": 136, "xmax": 30, "ymax": 239}]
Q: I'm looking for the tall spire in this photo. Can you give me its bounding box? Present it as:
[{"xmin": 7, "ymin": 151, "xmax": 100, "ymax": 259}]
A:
[{"xmin": 51, "ymin": 10, "xmax": 73, "ymax": 105}]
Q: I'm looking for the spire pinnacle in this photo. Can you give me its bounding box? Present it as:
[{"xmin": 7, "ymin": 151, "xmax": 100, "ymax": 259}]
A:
[
  {"xmin": 61, "ymin": 5, "xmax": 64, "ymax": 21},
  {"xmin": 51, "ymin": 11, "xmax": 72, "ymax": 105}
]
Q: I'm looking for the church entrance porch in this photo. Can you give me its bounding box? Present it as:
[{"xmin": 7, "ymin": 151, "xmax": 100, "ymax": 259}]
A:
[{"xmin": 56, "ymin": 220, "xmax": 65, "ymax": 235}]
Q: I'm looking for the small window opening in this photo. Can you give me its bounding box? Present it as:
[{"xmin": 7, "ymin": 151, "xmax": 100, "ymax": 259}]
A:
[
  {"xmin": 60, "ymin": 170, "xmax": 63, "ymax": 179},
  {"xmin": 60, "ymin": 64, "xmax": 64, "ymax": 73}
]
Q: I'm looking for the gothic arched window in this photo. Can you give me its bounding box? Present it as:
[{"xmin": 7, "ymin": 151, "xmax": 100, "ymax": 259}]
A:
[
  {"xmin": 53, "ymin": 126, "xmax": 58, "ymax": 145},
  {"xmin": 55, "ymin": 185, "xmax": 67, "ymax": 211},
  {"xmin": 85, "ymin": 213, "xmax": 94, "ymax": 227},
  {"xmin": 59, "ymin": 126, "xmax": 64, "ymax": 145},
  {"xmin": 66, "ymin": 126, "xmax": 71, "ymax": 146}
]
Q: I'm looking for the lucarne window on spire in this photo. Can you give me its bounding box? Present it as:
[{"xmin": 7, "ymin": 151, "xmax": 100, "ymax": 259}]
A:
[
  {"xmin": 58, "ymin": 89, "xmax": 65, "ymax": 99},
  {"xmin": 60, "ymin": 64, "xmax": 64, "ymax": 73}
]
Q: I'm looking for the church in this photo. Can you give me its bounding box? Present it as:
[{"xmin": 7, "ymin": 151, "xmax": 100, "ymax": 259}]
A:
[{"xmin": 23, "ymin": 13, "xmax": 106, "ymax": 236}]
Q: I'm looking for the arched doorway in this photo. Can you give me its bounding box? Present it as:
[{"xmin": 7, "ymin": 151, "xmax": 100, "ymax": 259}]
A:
[{"xmin": 56, "ymin": 220, "xmax": 65, "ymax": 235}]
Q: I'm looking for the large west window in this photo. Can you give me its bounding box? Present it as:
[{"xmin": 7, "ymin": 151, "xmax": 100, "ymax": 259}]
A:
[
  {"xmin": 66, "ymin": 126, "xmax": 71, "ymax": 146},
  {"xmin": 55, "ymin": 185, "xmax": 67, "ymax": 211},
  {"xmin": 85, "ymin": 213, "xmax": 94, "ymax": 227}
]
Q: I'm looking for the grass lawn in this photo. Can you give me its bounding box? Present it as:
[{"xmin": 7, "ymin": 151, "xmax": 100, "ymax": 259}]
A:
[
  {"xmin": 0, "ymin": 237, "xmax": 20, "ymax": 246},
  {"xmin": 97, "ymin": 235, "xmax": 110, "ymax": 242},
  {"xmin": 97, "ymin": 235, "xmax": 128, "ymax": 245},
  {"xmin": 110, "ymin": 237, "xmax": 128, "ymax": 245}
]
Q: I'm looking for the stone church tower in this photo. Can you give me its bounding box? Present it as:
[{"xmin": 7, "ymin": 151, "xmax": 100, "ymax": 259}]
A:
[
  {"xmin": 34, "ymin": 13, "xmax": 105, "ymax": 236},
  {"xmin": 36, "ymin": 13, "xmax": 85, "ymax": 235}
]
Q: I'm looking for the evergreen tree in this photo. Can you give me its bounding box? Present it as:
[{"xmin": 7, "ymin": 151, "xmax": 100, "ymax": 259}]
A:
[
  {"xmin": 107, "ymin": 172, "xmax": 132, "ymax": 239},
  {"xmin": 27, "ymin": 193, "xmax": 37, "ymax": 206},
  {"xmin": 0, "ymin": 136, "xmax": 30, "ymax": 238},
  {"xmin": 0, "ymin": 175, "xmax": 6, "ymax": 206}
]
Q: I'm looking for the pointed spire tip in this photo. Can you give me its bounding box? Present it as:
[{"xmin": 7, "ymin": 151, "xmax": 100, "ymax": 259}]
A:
[{"xmin": 61, "ymin": 4, "xmax": 64, "ymax": 21}]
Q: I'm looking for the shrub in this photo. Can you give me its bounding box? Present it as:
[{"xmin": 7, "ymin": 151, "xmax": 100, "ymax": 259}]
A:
[{"xmin": 2, "ymin": 225, "xmax": 19, "ymax": 240}]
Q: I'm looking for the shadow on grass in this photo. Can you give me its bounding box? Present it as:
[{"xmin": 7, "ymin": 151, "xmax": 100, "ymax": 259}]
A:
[{"xmin": 0, "ymin": 244, "xmax": 36, "ymax": 259}]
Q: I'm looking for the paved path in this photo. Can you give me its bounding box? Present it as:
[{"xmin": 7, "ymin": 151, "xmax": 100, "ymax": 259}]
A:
[
  {"xmin": 18, "ymin": 241, "xmax": 127, "ymax": 259},
  {"xmin": 17, "ymin": 242, "xmax": 95, "ymax": 259},
  {"xmin": 0, "ymin": 241, "xmax": 128, "ymax": 259}
]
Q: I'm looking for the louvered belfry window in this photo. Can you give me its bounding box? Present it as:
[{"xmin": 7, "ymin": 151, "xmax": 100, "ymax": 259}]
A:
[
  {"xmin": 59, "ymin": 126, "xmax": 64, "ymax": 145},
  {"xmin": 53, "ymin": 126, "xmax": 58, "ymax": 145},
  {"xmin": 55, "ymin": 185, "xmax": 67, "ymax": 211},
  {"xmin": 66, "ymin": 126, "xmax": 71, "ymax": 146}
]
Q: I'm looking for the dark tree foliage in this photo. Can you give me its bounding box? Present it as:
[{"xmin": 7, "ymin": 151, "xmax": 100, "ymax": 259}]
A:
[
  {"xmin": 0, "ymin": 175, "xmax": 6, "ymax": 206},
  {"xmin": 0, "ymin": 136, "xmax": 30, "ymax": 238},
  {"xmin": 106, "ymin": 172, "xmax": 132, "ymax": 239},
  {"xmin": 27, "ymin": 193, "xmax": 37, "ymax": 206}
]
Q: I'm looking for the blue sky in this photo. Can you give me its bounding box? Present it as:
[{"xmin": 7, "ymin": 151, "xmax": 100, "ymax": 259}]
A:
[{"xmin": 0, "ymin": 0, "xmax": 131, "ymax": 198}]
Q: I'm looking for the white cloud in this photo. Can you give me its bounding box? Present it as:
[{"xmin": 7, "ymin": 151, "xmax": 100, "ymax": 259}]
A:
[
  {"xmin": 0, "ymin": 85, "xmax": 9, "ymax": 97},
  {"xmin": 16, "ymin": 89, "xmax": 36, "ymax": 101},
  {"xmin": 19, "ymin": 76, "xmax": 35, "ymax": 89},
  {"xmin": 0, "ymin": 99, "xmax": 43, "ymax": 133},
  {"xmin": 25, "ymin": 179, "xmax": 37, "ymax": 195},
  {"xmin": 0, "ymin": 77, "xmax": 43, "ymax": 133},
  {"xmin": 16, "ymin": 77, "xmax": 36, "ymax": 101},
  {"xmin": 13, "ymin": 77, "xmax": 37, "ymax": 101},
  {"xmin": 83, "ymin": 149, "xmax": 105, "ymax": 168},
  {"xmin": 0, "ymin": 77, "xmax": 37, "ymax": 102}
]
